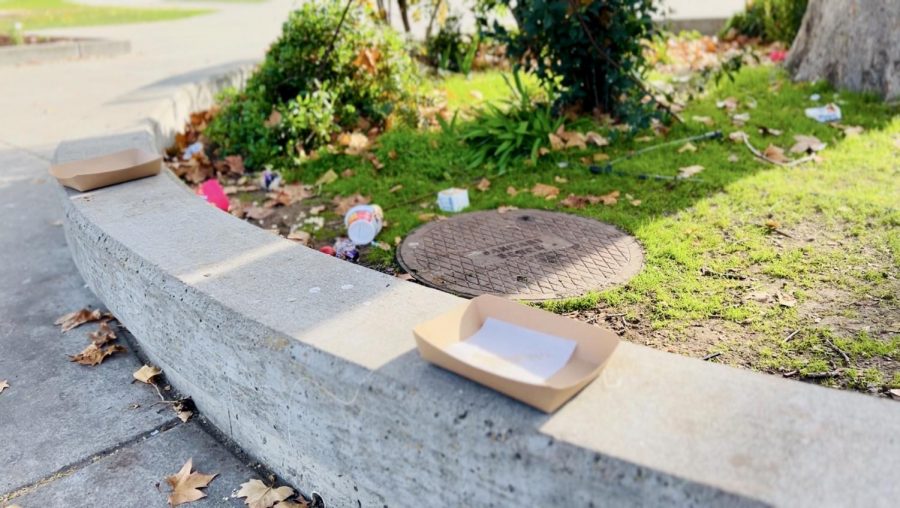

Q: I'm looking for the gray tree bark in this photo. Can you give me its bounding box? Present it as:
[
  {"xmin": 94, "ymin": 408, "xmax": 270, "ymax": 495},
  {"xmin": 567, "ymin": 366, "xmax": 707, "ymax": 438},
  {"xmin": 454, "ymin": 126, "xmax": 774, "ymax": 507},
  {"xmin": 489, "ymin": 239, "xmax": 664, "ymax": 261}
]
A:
[{"xmin": 786, "ymin": 0, "xmax": 900, "ymax": 100}]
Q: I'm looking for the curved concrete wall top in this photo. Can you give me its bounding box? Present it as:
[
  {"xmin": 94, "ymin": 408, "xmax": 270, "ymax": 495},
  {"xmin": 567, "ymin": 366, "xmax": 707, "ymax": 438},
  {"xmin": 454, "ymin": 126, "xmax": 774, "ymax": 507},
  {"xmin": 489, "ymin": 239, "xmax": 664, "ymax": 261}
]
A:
[{"xmin": 54, "ymin": 136, "xmax": 900, "ymax": 506}]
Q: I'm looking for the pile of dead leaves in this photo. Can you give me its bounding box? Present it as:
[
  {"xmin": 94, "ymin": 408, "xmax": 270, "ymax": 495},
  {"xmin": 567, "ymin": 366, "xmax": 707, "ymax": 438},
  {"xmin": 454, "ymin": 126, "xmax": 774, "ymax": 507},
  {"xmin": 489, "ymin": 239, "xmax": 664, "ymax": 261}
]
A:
[
  {"xmin": 57, "ymin": 308, "xmax": 126, "ymax": 366},
  {"xmin": 164, "ymin": 462, "xmax": 310, "ymax": 508}
]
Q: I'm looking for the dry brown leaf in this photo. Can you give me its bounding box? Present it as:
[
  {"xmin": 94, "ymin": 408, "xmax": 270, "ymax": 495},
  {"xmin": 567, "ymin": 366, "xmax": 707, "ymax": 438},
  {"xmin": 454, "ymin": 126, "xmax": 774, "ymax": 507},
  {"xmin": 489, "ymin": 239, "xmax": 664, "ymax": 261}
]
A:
[
  {"xmin": 89, "ymin": 320, "xmax": 117, "ymax": 346},
  {"xmin": 224, "ymin": 155, "xmax": 245, "ymax": 176},
  {"xmin": 677, "ymin": 165, "xmax": 704, "ymax": 179},
  {"xmin": 728, "ymin": 130, "xmax": 748, "ymax": 143},
  {"xmin": 716, "ymin": 96, "xmax": 738, "ymax": 111},
  {"xmin": 560, "ymin": 191, "xmax": 619, "ymax": 208},
  {"xmin": 728, "ymin": 153, "xmax": 739, "ymax": 163},
  {"xmin": 475, "ymin": 178, "xmax": 491, "ymax": 192},
  {"xmin": 789, "ymin": 135, "xmax": 826, "ymax": 154},
  {"xmin": 548, "ymin": 133, "xmax": 565, "ymax": 151},
  {"xmin": 166, "ymin": 458, "xmax": 216, "ymax": 507},
  {"xmin": 341, "ymin": 169, "xmax": 355, "ymax": 178},
  {"xmin": 678, "ymin": 142, "xmax": 697, "ymax": 153},
  {"xmin": 777, "ymin": 292, "xmax": 797, "ymax": 308},
  {"xmin": 388, "ymin": 184, "xmax": 403, "ymax": 193},
  {"xmin": 584, "ymin": 131, "xmax": 609, "ymax": 147},
  {"xmin": 497, "ymin": 206, "xmax": 518, "ymax": 214},
  {"xmin": 246, "ymin": 206, "xmax": 275, "ymax": 221},
  {"xmin": 635, "ymin": 135, "xmax": 653, "ymax": 143},
  {"xmin": 554, "ymin": 176, "xmax": 568, "ymax": 184},
  {"xmin": 237, "ymin": 479, "xmax": 294, "ymax": 508},
  {"xmin": 352, "ymin": 47, "xmax": 381, "ymax": 75},
  {"xmin": 691, "ymin": 116, "xmax": 714, "ymax": 127},
  {"xmin": 264, "ymin": 110, "xmax": 282, "ymax": 129},
  {"xmin": 133, "ymin": 365, "xmax": 161, "ymax": 384},
  {"xmin": 593, "ymin": 153, "xmax": 610, "ymax": 162},
  {"xmin": 274, "ymin": 501, "xmax": 309, "ymax": 508},
  {"xmin": 309, "ymin": 205, "xmax": 326, "ymax": 215},
  {"xmin": 530, "ymin": 183, "xmax": 559, "ymax": 200},
  {"xmin": 69, "ymin": 343, "xmax": 126, "ymax": 366},
  {"xmin": 315, "ymin": 169, "xmax": 338, "ymax": 186},
  {"xmin": 55, "ymin": 308, "xmax": 102, "ymax": 332},
  {"xmin": 0, "ymin": 380, "xmax": 8, "ymax": 394},
  {"xmin": 506, "ymin": 186, "xmax": 518, "ymax": 197},
  {"xmin": 366, "ymin": 153, "xmax": 384, "ymax": 170},
  {"xmin": 629, "ymin": 198, "xmax": 642, "ymax": 206},
  {"xmin": 889, "ymin": 389, "xmax": 900, "ymax": 399},
  {"xmin": 839, "ymin": 125, "xmax": 864, "ymax": 137},
  {"xmin": 338, "ymin": 132, "xmax": 370, "ymax": 155},
  {"xmin": 287, "ymin": 230, "xmax": 311, "ymax": 245},
  {"xmin": 174, "ymin": 400, "xmax": 193, "ymax": 423},
  {"xmin": 332, "ymin": 193, "xmax": 370, "ymax": 215},
  {"xmin": 731, "ymin": 113, "xmax": 750, "ymax": 126},
  {"xmin": 763, "ymin": 144, "xmax": 789, "ymax": 163},
  {"xmin": 758, "ymin": 126, "xmax": 783, "ymax": 137}
]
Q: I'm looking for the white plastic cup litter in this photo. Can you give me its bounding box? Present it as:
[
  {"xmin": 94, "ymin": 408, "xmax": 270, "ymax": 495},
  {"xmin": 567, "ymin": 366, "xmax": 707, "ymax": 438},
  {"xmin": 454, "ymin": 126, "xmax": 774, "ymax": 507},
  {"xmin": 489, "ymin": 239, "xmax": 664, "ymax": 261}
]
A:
[
  {"xmin": 344, "ymin": 204, "xmax": 383, "ymax": 245},
  {"xmin": 437, "ymin": 188, "xmax": 469, "ymax": 212}
]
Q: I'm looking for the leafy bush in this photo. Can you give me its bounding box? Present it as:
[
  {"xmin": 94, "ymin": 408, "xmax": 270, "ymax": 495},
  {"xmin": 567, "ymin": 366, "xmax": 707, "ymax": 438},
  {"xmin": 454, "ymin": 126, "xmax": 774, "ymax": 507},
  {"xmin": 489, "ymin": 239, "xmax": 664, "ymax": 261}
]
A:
[
  {"xmin": 424, "ymin": 15, "xmax": 480, "ymax": 74},
  {"xmin": 205, "ymin": 1, "xmax": 419, "ymax": 169},
  {"xmin": 722, "ymin": 0, "xmax": 808, "ymax": 44},
  {"xmin": 480, "ymin": 0, "xmax": 660, "ymax": 128},
  {"xmin": 451, "ymin": 73, "xmax": 564, "ymax": 172}
]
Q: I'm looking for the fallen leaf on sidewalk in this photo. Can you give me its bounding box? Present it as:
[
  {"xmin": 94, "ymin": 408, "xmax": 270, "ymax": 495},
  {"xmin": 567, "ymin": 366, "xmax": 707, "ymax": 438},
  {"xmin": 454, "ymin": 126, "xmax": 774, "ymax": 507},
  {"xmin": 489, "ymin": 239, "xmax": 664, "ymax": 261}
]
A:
[
  {"xmin": 174, "ymin": 399, "xmax": 193, "ymax": 423},
  {"xmin": 677, "ymin": 165, "xmax": 704, "ymax": 179},
  {"xmin": 55, "ymin": 308, "xmax": 102, "ymax": 332},
  {"xmin": 274, "ymin": 500, "xmax": 309, "ymax": 508},
  {"xmin": 89, "ymin": 321, "xmax": 117, "ymax": 346},
  {"xmin": 0, "ymin": 380, "xmax": 8, "ymax": 394},
  {"xmin": 237, "ymin": 479, "xmax": 294, "ymax": 508},
  {"xmin": 530, "ymin": 183, "xmax": 559, "ymax": 199},
  {"xmin": 166, "ymin": 458, "xmax": 217, "ymax": 507},
  {"xmin": 69, "ymin": 343, "xmax": 126, "ymax": 366},
  {"xmin": 133, "ymin": 365, "xmax": 161, "ymax": 384}
]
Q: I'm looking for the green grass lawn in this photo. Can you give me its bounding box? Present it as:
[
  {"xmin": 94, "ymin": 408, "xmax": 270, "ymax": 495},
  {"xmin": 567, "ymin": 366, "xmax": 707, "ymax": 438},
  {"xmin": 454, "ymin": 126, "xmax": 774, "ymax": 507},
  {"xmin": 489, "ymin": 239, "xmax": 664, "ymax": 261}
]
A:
[
  {"xmin": 0, "ymin": 0, "xmax": 209, "ymax": 32},
  {"xmin": 283, "ymin": 66, "xmax": 900, "ymax": 393}
]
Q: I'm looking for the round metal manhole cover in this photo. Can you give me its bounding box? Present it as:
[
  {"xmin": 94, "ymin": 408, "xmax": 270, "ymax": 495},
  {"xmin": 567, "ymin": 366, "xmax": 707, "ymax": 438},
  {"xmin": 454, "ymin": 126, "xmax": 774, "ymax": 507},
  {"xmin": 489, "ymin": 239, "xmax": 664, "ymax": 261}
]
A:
[{"xmin": 397, "ymin": 209, "xmax": 643, "ymax": 301}]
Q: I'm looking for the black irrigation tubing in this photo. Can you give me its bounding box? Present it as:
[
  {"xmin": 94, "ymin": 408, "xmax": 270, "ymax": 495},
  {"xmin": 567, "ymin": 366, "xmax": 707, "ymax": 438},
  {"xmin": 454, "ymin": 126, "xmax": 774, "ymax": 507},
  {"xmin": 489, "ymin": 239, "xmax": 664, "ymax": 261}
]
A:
[{"xmin": 589, "ymin": 129, "xmax": 723, "ymax": 182}]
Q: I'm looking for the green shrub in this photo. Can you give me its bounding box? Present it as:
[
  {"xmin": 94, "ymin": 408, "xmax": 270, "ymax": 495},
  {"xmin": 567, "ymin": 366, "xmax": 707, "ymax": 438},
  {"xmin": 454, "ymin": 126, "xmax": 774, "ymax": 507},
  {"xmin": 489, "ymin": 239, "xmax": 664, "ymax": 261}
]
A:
[
  {"xmin": 722, "ymin": 0, "xmax": 808, "ymax": 44},
  {"xmin": 205, "ymin": 1, "xmax": 420, "ymax": 169},
  {"xmin": 425, "ymin": 15, "xmax": 480, "ymax": 74},
  {"xmin": 452, "ymin": 73, "xmax": 564, "ymax": 172},
  {"xmin": 480, "ymin": 0, "xmax": 661, "ymax": 128}
]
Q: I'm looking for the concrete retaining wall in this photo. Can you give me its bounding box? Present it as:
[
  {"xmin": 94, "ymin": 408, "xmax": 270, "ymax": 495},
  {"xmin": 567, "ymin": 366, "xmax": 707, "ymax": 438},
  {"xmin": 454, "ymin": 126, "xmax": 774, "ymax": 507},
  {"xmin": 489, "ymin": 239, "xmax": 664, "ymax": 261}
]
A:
[{"xmin": 52, "ymin": 70, "xmax": 900, "ymax": 507}]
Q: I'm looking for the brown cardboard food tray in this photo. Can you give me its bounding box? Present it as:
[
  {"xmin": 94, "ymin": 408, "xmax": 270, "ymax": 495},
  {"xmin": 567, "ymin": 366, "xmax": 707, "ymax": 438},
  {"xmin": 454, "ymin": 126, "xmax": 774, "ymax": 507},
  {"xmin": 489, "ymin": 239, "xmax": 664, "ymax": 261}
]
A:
[
  {"xmin": 413, "ymin": 295, "xmax": 619, "ymax": 413},
  {"xmin": 49, "ymin": 148, "xmax": 161, "ymax": 192}
]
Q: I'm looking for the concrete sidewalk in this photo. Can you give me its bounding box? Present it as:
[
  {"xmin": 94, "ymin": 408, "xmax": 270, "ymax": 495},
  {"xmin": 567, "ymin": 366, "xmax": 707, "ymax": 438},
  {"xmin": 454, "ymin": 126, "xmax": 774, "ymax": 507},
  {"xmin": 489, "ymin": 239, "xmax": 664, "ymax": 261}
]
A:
[{"xmin": 0, "ymin": 1, "xmax": 303, "ymax": 505}]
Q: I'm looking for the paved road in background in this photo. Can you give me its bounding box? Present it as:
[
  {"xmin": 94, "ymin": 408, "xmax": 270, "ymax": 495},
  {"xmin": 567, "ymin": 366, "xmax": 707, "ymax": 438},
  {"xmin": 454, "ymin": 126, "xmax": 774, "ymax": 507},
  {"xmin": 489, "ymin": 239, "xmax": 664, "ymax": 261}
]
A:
[{"xmin": 0, "ymin": 1, "xmax": 300, "ymax": 505}]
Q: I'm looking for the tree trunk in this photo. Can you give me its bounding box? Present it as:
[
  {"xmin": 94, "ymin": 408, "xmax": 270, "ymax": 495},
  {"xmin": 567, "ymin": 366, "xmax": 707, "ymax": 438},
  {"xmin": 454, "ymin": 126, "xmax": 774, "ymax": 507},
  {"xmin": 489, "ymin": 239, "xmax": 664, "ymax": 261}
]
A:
[
  {"xmin": 786, "ymin": 0, "xmax": 900, "ymax": 100},
  {"xmin": 396, "ymin": 0, "xmax": 412, "ymax": 33}
]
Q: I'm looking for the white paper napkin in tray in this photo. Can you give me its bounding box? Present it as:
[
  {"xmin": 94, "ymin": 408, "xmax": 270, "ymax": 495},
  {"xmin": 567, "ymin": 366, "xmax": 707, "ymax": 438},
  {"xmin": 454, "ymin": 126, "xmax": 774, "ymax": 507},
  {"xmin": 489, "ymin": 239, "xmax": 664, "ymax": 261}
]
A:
[{"xmin": 445, "ymin": 318, "xmax": 577, "ymax": 385}]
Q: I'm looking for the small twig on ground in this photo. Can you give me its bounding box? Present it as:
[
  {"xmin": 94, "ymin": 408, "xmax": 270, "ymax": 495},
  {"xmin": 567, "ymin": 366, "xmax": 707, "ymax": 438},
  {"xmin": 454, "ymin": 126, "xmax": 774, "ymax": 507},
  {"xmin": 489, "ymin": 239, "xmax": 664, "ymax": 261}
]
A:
[
  {"xmin": 702, "ymin": 352, "xmax": 722, "ymax": 361},
  {"xmin": 825, "ymin": 338, "xmax": 852, "ymax": 366},
  {"xmin": 743, "ymin": 136, "xmax": 816, "ymax": 167},
  {"xmin": 784, "ymin": 329, "xmax": 801, "ymax": 342},
  {"xmin": 771, "ymin": 228, "xmax": 794, "ymax": 239}
]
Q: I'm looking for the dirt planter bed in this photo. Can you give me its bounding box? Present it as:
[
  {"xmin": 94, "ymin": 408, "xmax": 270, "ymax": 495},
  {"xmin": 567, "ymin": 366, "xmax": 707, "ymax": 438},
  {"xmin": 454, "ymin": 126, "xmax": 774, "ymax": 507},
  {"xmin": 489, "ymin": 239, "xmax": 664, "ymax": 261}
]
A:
[{"xmin": 52, "ymin": 93, "xmax": 900, "ymax": 507}]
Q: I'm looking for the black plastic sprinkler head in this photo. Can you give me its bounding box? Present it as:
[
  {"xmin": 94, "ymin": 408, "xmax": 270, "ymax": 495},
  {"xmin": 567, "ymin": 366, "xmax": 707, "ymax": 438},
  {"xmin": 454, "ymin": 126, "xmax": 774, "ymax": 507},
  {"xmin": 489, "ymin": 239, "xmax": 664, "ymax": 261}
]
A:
[{"xmin": 589, "ymin": 164, "xmax": 613, "ymax": 175}]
